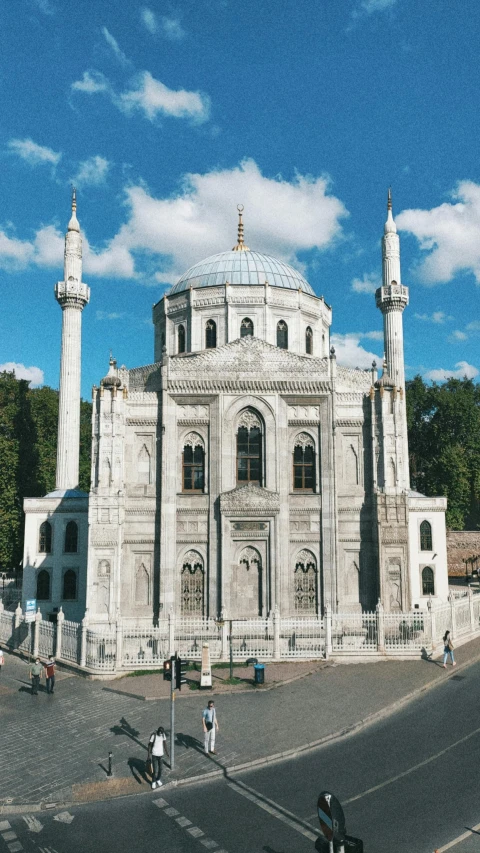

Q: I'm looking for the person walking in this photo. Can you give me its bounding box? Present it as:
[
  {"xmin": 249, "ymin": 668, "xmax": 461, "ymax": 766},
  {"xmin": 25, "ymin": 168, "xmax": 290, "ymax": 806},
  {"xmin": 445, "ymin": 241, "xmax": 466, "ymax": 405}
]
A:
[
  {"xmin": 44, "ymin": 655, "xmax": 56, "ymax": 694},
  {"xmin": 443, "ymin": 630, "xmax": 456, "ymax": 668},
  {"xmin": 202, "ymin": 700, "xmax": 219, "ymax": 755},
  {"xmin": 147, "ymin": 726, "xmax": 169, "ymax": 789},
  {"xmin": 0, "ymin": 647, "xmax": 4, "ymax": 674},
  {"xmin": 29, "ymin": 658, "xmax": 43, "ymax": 695}
]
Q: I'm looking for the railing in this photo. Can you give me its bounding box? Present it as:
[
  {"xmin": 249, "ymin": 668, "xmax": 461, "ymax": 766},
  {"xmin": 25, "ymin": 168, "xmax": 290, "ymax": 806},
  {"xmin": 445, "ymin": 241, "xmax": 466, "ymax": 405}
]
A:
[{"xmin": 4, "ymin": 591, "xmax": 480, "ymax": 674}]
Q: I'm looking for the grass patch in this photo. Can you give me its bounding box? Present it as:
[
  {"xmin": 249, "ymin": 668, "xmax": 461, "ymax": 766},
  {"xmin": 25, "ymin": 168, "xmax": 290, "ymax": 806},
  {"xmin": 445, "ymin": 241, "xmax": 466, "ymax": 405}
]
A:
[
  {"xmin": 222, "ymin": 676, "xmax": 244, "ymax": 686},
  {"xmin": 188, "ymin": 680, "xmax": 200, "ymax": 690},
  {"xmin": 126, "ymin": 669, "xmax": 163, "ymax": 678},
  {"xmin": 212, "ymin": 662, "xmax": 244, "ymax": 670}
]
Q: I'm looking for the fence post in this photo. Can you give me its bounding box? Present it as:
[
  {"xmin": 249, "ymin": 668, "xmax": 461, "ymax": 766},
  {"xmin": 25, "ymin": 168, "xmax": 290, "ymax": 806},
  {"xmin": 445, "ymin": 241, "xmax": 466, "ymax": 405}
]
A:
[
  {"xmin": 273, "ymin": 606, "xmax": 280, "ymax": 659},
  {"xmin": 324, "ymin": 603, "xmax": 332, "ymax": 659},
  {"xmin": 449, "ymin": 593, "xmax": 457, "ymax": 640},
  {"xmin": 468, "ymin": 587, "xmax": 475, "ymax": 634},
  {"xmin": 80, "ymin": 612, "xmax": 89, "ymax": 668},
  {"xmin": 55, "ymin": 607, "xmax": 64, "ymax": 658},
  {"xmin": 376, "ymin": 600, "xmax": 385, "ymax": 654},
  {"xmin": 14, "ymin": 602, "xmax": 22, "ymax": 629},
  {"xmin": 427, "ymin": 597, "xmax": 434, "ymax": 654},
  {"xmin": 33, "ymin": 608, "xmax": 42, "ymax": 657},
  {"xmin": 115, "ymin": 615, "xmax": 123, "ymax": 671},
  {"xmin": 168, "ymin": 607, "xmax": 175, "ymax": 659},
  {"xmin": 0, "ymin": 599, "xmax": 4, "ymax": 616},
  {"xmin": 220, "ymin": 611, "xmax": 228, "ymax": 660}
]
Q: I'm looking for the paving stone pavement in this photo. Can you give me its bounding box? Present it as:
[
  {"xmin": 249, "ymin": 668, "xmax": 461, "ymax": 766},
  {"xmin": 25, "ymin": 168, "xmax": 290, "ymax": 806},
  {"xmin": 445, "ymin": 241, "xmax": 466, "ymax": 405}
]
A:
[{"xmin": 2, "ymin": 637, "xmax": 480, "ymax": 808}]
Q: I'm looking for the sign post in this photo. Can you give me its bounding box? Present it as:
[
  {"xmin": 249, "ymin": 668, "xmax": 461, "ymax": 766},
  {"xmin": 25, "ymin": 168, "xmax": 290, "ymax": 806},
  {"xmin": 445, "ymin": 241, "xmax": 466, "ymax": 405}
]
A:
[
  {"xmin": 25, "ymin": 599, "xmax": 36, "ymax": 660},
  {"xmin": 317, "ymin": 791, "xmax": 346, "ymax": 849},
  {"xmin": 200, "ymin": 643, "xmax": 212, "ymax": 688}
]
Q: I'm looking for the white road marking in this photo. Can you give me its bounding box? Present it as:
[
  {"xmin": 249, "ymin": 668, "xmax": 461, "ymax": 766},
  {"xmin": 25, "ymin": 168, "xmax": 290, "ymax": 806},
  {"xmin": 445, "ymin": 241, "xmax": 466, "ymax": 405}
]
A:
[
  {"xmin": 2, "ymin": 832, "xmax": 17, "ymax": 842},
  {"xmin": 0, "ymin": 822, "xmax": 11, "ymax": 832},
  {"xmin": 200, "ymin": 841, "xmax": 218, "ymax": 849},
  {"xmin": 344, "ymin": 725, "xmax": 480, "ymax": 805},
  {"xmin": 53, "ymin": 811, "xmax": 74, "ymax": 824},
  {"xmin": 22, "ymin": 815, "xmax": 43, "ymax": 833},
  {"xmin": 434, "ymin": 820, "xmax": 480, "ymax": 852},
  {"xmin": 176, "ymin": 817, "xmax": 192, "ymax": 827},
  {"xmin": 187, "ymin": 827, "xmax": 204, "ymax": 838},
  {"xmin": 153, "ymin": 798, "xmax": 168, "ymax": 808},
  {"xmin": 164, "ymin": 807, "xmax": 179, "ymax": 817},
  {"xmin": 227, "ymin": 780, "xmax": 317, "ymax": 842},
  {"xmin": 7, "ymin": 843, "xmax": 23, "ymax": 853}
]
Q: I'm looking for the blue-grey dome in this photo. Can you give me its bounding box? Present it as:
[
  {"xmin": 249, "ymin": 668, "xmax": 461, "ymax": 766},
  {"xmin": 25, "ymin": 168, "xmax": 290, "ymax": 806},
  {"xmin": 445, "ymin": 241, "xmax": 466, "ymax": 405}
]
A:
[{"xmin": 168, "ymin": 250, "xmax": 315, "ymax": 296}]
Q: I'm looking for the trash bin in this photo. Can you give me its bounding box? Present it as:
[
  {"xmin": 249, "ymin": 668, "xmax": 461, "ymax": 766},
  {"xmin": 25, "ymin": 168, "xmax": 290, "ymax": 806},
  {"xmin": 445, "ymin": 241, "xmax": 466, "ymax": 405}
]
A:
[{"xmin": 254, "ymin": 664, "xmax": 265, "ymax": 685}]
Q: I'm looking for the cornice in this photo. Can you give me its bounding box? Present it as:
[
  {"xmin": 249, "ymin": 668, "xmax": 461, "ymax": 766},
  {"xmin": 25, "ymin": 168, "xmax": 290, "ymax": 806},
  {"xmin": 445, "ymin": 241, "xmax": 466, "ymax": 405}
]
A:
[
  {"xmin": 177, "ymin": 419, "xmax": 210, "ymax": 426},
  {"xmin": 177, "ymin": 537, "xmax": 209, "ymax": 544},
  {"xmin": 127, "ymin": 418, "xmax": 158, "ymax": 426},
  {"xmin": 168, "ymin": 379, "xmax": 332, "ymax": 394},
  {"xmin": 288, "ymin": 420, "xmax": 320, "ymax": 426},
  {"xmin": 336, "ymin": 419, "xmax": 364, "ymax": 428},
  {"xmin": 124, "ymin": 538, "xmax": 158, "ymax": 544}
]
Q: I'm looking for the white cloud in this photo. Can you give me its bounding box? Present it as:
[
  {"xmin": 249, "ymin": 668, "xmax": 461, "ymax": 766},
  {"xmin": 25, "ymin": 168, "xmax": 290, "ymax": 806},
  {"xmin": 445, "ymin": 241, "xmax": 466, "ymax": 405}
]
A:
[
  {"xmin": 414, "ymin": 311, "xmax": 450, "ymax": 323},
  {"xmin": 331, "ymin": 333, "xmax": 381, "ymax": 369},
  {"xmin": 101, "ymin": 27, "xmax": 130, "ymax": 67},
  {"xmin": 32, "ymin": 0, "xmax": 54, "ymax": 14},
  {"xmin": 425, "ymin": 361, "xmax": 479, "ymax": 382},
  {"xmin": 361, "ymin": 330, "xmax": 384, "ymax": 341},
  {"xmin": 466, "ymin": 321, "xmax": 480, "ymax": 332},
  {"xmin": 351, "ymin": 272, "xmax": 380, "ymax": 294},
  {"xmin": 7, "ymin": 138, "xmax": 61, "ymax": 167},
  {"xmin": 74, "ymin": 155, "xmax": 111, "ymax": 187},
  {"xmin": 0, "ymin": 230, "xmax": 35, "ymax": 269},
  {"xmin": 0, "ymin": 160, "xmax": 347, "ymax": 283},
  {"xmin": 160, "ymin": 16, "xmax": 186, "ymax": 40},
  {"xmin": 0, "ymin": 362, "xmax": 44, "ymax": 387},
  {"xmin": 71, "ymin": 70, "xmax": 110, "ymax": 94},
  {"xmin": 96, "ymin": 311, "xmax": 125, "ymax": 321},
  {"xmin": 361, "ymin": 0, "xmax": 397, "ymax": 11},
  {"xmin": 449, "ymin": 330, "xmax": 468, "ymax": 341},
  {"xmin": 141, "ymin": 7, "xmax": 157, "ymax": 33},
  {"xmin": 397, "ymin": 181, "xmax": 480, "ymax": 285},
  {"xmin": 120, "ymin": 71, "xmax": 209, "ymax": 123}
]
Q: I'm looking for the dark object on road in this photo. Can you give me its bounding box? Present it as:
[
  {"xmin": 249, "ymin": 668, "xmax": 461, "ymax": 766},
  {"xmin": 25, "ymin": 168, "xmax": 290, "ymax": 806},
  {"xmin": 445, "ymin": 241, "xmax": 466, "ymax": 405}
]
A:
[
  {"xmin": 315, "ymin": 835, "xmax": 363, "ymax": 852},
  {"xmin": 246, "ymin": 657, "xmax": 258, "ymax": 666},
  {"xmin": 254, "ymin": 663, "xmax": 265, "ymax": 684}
]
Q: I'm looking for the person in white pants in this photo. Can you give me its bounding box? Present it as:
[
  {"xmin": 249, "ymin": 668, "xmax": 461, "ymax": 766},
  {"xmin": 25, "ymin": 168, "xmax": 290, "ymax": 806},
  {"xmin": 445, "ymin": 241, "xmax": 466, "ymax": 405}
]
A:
[{"xmin": 202, "ymin": 700, "xmax": 219, "ymax": 755}]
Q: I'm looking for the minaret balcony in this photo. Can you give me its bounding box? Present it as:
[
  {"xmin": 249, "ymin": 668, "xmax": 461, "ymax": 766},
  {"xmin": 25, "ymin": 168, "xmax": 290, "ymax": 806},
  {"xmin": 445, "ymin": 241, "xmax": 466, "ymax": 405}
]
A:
[
  {"xmin": 55, "ymin": 279, "xmax": 90, "ymax": 307},
  {"xmin": 375, "ymin": 283, "xmax": 409, "ymax": 311}
]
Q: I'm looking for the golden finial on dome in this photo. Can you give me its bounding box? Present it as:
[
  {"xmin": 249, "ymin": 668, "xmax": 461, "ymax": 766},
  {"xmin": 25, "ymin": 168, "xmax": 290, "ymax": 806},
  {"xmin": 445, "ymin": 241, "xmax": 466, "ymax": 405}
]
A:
[{"xmin": 232, "ymin": 204, "xmax": 250, "ymax": 252}]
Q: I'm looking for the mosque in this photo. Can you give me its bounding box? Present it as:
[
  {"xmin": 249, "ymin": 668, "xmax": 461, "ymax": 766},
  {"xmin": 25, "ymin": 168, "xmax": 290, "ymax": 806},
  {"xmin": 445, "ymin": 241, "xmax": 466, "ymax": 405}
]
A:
[{"xmin": 22, "ymin": 191, "xmax": 449, "ymax": 625}]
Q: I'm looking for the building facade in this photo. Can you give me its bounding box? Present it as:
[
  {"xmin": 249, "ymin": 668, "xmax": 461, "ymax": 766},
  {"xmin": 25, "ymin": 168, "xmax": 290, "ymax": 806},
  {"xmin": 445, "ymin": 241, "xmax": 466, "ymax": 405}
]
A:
[{"xmin": 23, "ymin": 195, "xmax": 449, "ymax": 626}]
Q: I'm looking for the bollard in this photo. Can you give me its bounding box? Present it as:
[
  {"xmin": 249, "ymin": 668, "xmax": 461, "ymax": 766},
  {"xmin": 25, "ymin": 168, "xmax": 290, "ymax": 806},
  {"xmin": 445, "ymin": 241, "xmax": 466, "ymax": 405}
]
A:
[{"xmin": 107, "ymin": 751, "xmax": 113, "ymax": 778}]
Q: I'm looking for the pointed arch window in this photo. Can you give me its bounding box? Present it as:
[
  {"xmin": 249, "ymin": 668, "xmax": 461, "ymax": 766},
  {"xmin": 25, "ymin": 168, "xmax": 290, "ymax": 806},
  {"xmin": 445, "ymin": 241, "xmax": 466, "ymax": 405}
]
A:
[
  {"xmin": 294, "ymin": 550, "xmax": 317, "ymax": 613},
  {"xmin": 306, "ymin": 326, "xmax": 313, "ymax": 355},
  {"xmin": 138, "ymin": 444, "xmax": 151, "ymax": 485},
  {"xmin": 237, "ymin": 410, "xmax": 262, "ymax": 486},
  {"xmin": 39, "ymin": 521, "xmax": 52, "ymax": 554},
  {"xmin": 205, "ymin": 319, "xmax": 217, "ymax": 349},
  {"xmin": 135, "ymin": 563, "xmax": 150, "ymax": 605},
  {"xmin": 64, "ymin": 521, "xmax": 78, "ymax": 553},
  {"xmin": 240, "ymin": 317, "xmax": 254, "ymax": 337},
  {"xmin": 422, "ymin": 566, "xmax": 435, "ymax": 596},
  {"xmin": 63, "ymin": 569, "xmax": 77, "ymax": 600},
  {"xmin": 420, "ymin": 520, "xmax": 433, "ymax": 551},
  {"xmin": 182, "ymin": 434, "xmax": 205, "ymax": 492},
  {"xmin": 181, "ymin": 551, "xmax": 205, "ymax": 614},
  {"xmin": 178, "ymin": 324, "xmax": 186, "ymax": 354},
  {"xmin": 36, "ymin": 569, "xmax": 50, "ymax": 601},
  {"xmin": 277, "ymin": 320, "xmax": 288, "ymax": 349},
  {"xmin": 293, "ymin": 434, "xmax": 315, "ymax": 492}
]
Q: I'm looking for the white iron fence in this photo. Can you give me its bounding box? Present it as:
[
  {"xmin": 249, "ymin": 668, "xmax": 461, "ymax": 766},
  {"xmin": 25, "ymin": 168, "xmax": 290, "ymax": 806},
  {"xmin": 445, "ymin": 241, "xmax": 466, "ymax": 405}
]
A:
[{"xmin": 2, "ymin": 590, "xmax": 480, "ymax": 675}]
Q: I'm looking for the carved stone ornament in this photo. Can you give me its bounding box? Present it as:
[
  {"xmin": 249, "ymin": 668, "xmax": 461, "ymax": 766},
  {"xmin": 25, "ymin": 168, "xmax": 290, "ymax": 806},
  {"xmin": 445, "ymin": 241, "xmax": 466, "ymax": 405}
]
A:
[
  {"xmin": 183, "ymin": 432, "xmax": 205, "ymax": 450},
  {"xmin": 182, "ymin": 550, "xmax": 204, "ymax": 572},
  {"xmin": 294, "ymin": 432, "xmax": 314, "ymax": 449},
  {"xmin": 295, "ymin": 549, "xmax": 317, "ymax": 571},
  {"xmin": 238, "ymin": 410, "xmax": 261, "ymax": 431},
  {"xmin": 220, "ymin": 484, "xmax": 280, "ymax": 514}
]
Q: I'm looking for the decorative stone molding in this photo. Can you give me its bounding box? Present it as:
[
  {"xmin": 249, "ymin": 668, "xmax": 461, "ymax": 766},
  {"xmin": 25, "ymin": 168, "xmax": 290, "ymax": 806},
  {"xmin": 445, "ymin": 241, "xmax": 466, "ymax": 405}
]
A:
[
  {"xmin": 183, "ymin": 432, "xmax": 205, "ymax": 450},
  {"xmin": 124, "ymin": 538, "xmax": 158, "ymax": 544},
  {"xmin": 177, "ymin": 419, "xmax": 210, "ymax": 426},
  {"xmin": 336, "ymin": 419, "xmax": 364, "ymax": 427},
  {"xmin": 293, "ymin": 432, "xmax": 315, "ymax": 449},
  {"xmin": 220, "ymin": 484, "xmax": 280, "ymax": 515},
  {"xmin": 238, "ymin": 410, "xmax": 262, "ymax": 430},
  {"xmin": 127, "ymin": 418, "xmax": 158, "ymax": 426},
  {"xmin": 168, "ymin": 379, "xmax": 332, "ymax": 394},
  {"xmin": 288, "ymin": 405, "xmax": 321, "ymax": 420},
  {"xmin": 177, "ymin": 404, "xmax": 209, "ymax": 418}
]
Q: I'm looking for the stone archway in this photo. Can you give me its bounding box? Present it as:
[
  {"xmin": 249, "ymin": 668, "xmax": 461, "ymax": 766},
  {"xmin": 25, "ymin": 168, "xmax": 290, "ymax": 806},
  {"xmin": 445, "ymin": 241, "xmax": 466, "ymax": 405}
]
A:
[{"xmin": 231, "ymin": 546, "xmax": 262, "ymax": 617}]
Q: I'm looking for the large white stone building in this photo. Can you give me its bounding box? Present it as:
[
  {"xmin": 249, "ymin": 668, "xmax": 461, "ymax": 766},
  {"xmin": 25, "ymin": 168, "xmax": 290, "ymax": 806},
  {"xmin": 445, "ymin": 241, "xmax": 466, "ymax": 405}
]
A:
[{"xmin": 23, "ymin": 193, "xmax": 449, "ymax": 627}]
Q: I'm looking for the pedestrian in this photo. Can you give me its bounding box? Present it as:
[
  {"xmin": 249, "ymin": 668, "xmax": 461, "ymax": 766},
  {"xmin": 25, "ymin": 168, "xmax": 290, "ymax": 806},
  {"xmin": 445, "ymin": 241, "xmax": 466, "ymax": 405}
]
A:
[
  {"xmin": 202, "ymin": 700, "xmax": 219, "ymax": 755},
  {"xmin": 0, "ymin": 647, "xmax": 4, "ymax": 674},
  {"xmin": 147, "ymin": 726, "xmax": 169, "ymax": 789},
  {"xmin": 44, "ymin": 655, "xmax": 56, "ymax": 694},
  {"xmin": 29, "ymin": 657, "xmax": 43, "ymax": 695},
  {"xmin": 443, "ymin": 630, "xmax": 456, "ymax": 668}
]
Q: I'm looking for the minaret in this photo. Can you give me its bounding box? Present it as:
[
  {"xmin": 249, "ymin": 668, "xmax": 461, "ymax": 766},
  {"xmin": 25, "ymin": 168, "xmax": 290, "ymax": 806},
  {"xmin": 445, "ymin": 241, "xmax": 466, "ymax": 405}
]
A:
[
  {"xmin": 54, "ymin": 189, "xmax": 90, "ymax": 490},
  {"xmin": 375, "ymin": 189, "xmax": 409, "ymax": 388}
]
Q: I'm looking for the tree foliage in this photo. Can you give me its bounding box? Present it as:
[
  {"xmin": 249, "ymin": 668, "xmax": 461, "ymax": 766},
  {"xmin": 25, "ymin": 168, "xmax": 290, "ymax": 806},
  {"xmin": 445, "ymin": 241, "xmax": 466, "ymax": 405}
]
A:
[
  {"xmin": 406, "ymin": 376, "xmax": 480, "ymax": 530},
  {"xmin": 0, "ymin": 372, "xmax": 92, "ymax": 569}
]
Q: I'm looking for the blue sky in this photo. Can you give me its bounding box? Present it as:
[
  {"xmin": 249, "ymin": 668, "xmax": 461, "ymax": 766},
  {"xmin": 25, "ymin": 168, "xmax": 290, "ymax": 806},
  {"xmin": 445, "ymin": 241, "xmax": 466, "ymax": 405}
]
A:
[{"xmin": 1, "ymin": 0, "xmax": 479, "ymax": 397}]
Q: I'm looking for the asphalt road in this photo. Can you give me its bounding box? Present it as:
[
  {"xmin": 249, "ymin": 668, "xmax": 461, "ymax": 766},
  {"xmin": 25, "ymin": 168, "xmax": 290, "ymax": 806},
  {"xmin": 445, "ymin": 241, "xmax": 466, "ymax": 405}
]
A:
[{"xmin": 5, "ymin": 658, "xmax": 480, "ymax": 853}]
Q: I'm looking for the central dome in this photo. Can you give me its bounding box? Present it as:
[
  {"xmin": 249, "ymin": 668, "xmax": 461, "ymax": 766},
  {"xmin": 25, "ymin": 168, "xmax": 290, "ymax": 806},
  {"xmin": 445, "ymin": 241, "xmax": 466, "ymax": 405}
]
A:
[{"xmin": 168, "ymin": 250, "xmax": 315, "ymax": 296}]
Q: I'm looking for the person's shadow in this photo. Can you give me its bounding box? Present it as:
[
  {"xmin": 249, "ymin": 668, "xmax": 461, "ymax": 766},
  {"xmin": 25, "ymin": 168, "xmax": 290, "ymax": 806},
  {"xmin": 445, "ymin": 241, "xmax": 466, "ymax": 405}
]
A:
[
  {"xmin": 110, "ymin": 717, "xmax": 147, "ymax": 750},
  {"xmin": 176, "ymin": 732, "xmax": 204, "ymax": 754},
  {"xmin": 127, "ymin": 757, "xmax": 150, "ymax": 785}
]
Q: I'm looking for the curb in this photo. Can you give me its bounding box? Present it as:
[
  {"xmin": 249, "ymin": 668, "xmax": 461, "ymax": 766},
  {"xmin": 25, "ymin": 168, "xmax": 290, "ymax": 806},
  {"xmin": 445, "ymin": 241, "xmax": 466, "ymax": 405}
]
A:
[{"xmin": 3, "ymin": 650, "xmax": 480, "ymax": 816}]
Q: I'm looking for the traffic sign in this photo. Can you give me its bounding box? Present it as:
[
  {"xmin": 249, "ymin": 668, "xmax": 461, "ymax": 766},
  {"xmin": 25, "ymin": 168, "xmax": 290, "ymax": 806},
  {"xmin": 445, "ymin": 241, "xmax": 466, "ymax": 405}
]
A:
[
  {"xmin": 25, "ymin": 599, "xmax": 36, "ymax": 623},
  {"xmin": 317, "ymin": 791, "xmax": 346, "ymax": 843}
]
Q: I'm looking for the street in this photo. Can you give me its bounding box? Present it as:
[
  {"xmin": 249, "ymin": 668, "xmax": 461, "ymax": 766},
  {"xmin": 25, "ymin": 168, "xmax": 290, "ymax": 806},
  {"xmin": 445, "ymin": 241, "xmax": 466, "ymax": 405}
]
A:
[{"xmin": 4, "ymin": 659, "xmax": 480, "ymax": 852}]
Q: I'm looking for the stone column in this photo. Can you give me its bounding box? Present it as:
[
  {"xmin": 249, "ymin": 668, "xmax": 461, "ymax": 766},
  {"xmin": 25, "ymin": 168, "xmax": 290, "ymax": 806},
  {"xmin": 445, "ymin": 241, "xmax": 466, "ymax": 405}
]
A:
[
  {"xmin": 273, "ymin": 606, "xmax": 280, "ymax": 659},
  {"xmin": 324, "ymin": 603, "xmax": 332, "ymax": 658},
  {"xmin": 33, "ymin": 608, "xmax": 42, "ymax": 657},
  {"xmin": 56, "ymin": 607, "xmax": 64, "ymax": 658},
  {"xmin": 80, "ymin": 612, "xmax": 89, "ymax": 668},
  {"xmin": 376, "ymin": 600, "xmax": 385, "ymax": 653}
]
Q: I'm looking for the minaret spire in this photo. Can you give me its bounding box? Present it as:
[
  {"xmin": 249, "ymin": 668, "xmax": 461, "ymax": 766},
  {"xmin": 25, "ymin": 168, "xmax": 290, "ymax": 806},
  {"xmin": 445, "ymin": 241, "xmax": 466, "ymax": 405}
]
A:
[
  {"xmin": 232, "ymin": 204, "xmax": 250, "ymax": 251},
  {"xmin": 54, "ymin": 191, "xmax": 90, "ymax": 491},
  {"xmin": 375, "ymin": 189, "xmax": 408, "ymax": 388}
]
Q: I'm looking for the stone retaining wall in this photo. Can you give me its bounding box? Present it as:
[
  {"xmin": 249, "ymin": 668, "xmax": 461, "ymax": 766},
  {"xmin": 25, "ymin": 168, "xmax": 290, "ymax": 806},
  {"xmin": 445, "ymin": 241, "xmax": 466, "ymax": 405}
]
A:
[{"xmin": 447, "ymin": 530, "xmax": 480, "ymax": 576}]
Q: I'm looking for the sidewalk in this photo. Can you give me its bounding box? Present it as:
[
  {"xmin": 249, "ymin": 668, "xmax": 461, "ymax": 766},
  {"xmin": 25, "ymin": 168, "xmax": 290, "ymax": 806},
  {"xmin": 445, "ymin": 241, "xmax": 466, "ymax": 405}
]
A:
[{"xmin": 1, "ymin": 638, "xmax": 480, "ymax": 813}]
